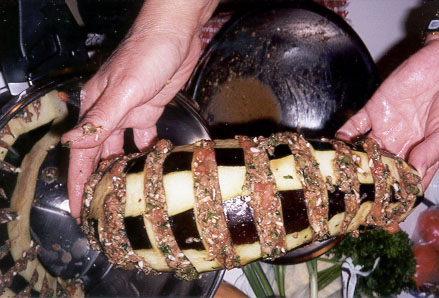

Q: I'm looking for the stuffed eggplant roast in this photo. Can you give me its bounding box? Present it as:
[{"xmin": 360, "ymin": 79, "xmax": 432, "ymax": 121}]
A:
[{"xmin": 83, "ymin": 131, "xmax": 422, "ymax": 280}]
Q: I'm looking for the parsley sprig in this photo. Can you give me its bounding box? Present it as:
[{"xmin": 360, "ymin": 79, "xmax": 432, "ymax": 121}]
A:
[{"xmin": 320, "ymin": 229, "xmax": 416, "ymax": 297}]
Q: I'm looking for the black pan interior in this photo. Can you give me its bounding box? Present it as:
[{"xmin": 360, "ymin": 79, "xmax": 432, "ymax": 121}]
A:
[{"xmin": 189, "ymin": 1, "xmax": 379, "ymax": 139}]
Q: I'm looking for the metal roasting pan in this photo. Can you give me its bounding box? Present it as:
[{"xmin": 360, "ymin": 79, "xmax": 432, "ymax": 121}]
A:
[{"xmin": 0, "ymin": 74, "xmax": 223, "ymax": 297}]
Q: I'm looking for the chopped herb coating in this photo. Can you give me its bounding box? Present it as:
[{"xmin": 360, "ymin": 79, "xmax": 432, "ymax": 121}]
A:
[
  {"xmin": 238, "ymin": 135, "xmax": 286, "ymax": 258},
  {"xmin": 144, "ymin": 140, "xmax": 198, "ymax": 279}
]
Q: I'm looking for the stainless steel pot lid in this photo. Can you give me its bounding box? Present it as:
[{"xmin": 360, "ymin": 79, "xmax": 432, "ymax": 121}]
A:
[{"xmin": 0, "ymin": 74, "xmax": 222, "ymax": 296}]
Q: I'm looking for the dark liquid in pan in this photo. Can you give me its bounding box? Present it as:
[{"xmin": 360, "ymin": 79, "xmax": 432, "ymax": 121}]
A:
[{"xmin": 206, "ymin": 78, "xmax": 281, "ymax": 125}]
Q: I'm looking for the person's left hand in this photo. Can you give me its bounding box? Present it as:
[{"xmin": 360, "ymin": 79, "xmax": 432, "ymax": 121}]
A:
[{"xmin": 337, "ymin": 35, "xmax": 439, "ymax": 190}]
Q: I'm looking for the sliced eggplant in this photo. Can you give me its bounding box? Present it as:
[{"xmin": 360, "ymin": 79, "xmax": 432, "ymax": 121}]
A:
[
  {"xmin": 0, "ymin": 91, "xmax": 68, "ymax": 161},
  {"xmin": 85, "ymin": 134, "xmax": 423, "ymax": 279}
]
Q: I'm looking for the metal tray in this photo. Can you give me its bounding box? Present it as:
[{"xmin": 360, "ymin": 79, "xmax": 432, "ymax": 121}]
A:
[{"xmin": 0, "ymin": 74, "xmax": 223, "ymax": 296}]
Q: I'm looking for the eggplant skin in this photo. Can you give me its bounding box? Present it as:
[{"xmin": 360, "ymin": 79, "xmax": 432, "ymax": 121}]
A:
[{"xmin": 84, "ymin": 136, "xmax": 423, "ymax": 277}]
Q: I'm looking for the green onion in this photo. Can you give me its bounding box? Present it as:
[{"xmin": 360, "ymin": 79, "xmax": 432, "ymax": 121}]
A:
[
  {"xmin": 251, "ymin": 262, "xmax": 274, "ymax": 297},
  {"xmin": 243, "ymin": 262, "xmax": 275, "ymax": 298},
  {"xmin": 307, "ymin": 259, "xmax": 318, "ymax": 298},
  {"xmin": 318, "ymin": 264, "xmax": 341, "ymax": 291},
  {"xmin": 316, "ymin": 257, "xmax": 342, "ymax": 265},
  {"xmin": 243, "ymin": 264, "xmax": 266, "ymax": 298},
  {"xmin": 273, "ymin": 264, "xmax": 286, "ymax": 297},
  {"xmin": 315, "ymin": 257, "xmax": 342, "ymax": 291}
]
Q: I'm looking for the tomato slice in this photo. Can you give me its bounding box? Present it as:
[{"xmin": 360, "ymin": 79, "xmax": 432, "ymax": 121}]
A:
[
  {"xmin": 417, "ymin": 208, "xmax": 439, "ymax": 247},
  {"xmin": 413, "ymin": 243, "xmax": 439, "ymax": 287}
]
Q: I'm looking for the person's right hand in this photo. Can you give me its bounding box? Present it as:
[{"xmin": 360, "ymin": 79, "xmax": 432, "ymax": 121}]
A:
[
  {"xmin": 337, "ymin": 34, "xmax": 439, "ymax": 190},
  {"xmin": 61, "ymin": 0, "xmax": 219, "ymax": 219}
]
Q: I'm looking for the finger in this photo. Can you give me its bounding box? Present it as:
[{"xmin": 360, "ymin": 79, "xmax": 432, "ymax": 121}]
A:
[
  {"xmin": 121, "ymin": 103, "xmax": 165, "ymax": 130},
  {"xmin": 101, "ymin": 130, "xmax": 125, "ymax": 159},
  {"xmin": 68, "ymin": 146, "xmax": 101, "ymax": 219},
  {"xmin": 408, "ymin": 131, "xmax": 439, "ymax": 179},
  {"xmin": 79, "ymin": 73, "xmax": 106, "ymax": 118},
  {"xmin": 336, "ymin": 108, "xmax": 371, "ymax": 142},
  {"xmin": 62, "ymin": 76, "xmax": 145, "ymax": 149},
  {"xmin": 425, "ymin": 32, "xmax": 439, "ymax": 45},
  {"xmin": 421, "ymin": 161, "xmax": 439, "ymax": 190},
  {"xmin": 133, "ymin": 127, "xmax": 157, "ymax": 151},
  {"xmin": 121, "ymin": 103, "xmax": 163, "ymax": 151}
]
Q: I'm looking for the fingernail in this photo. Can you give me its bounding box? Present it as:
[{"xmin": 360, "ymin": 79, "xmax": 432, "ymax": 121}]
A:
[
  {"xmin": 411, "ymin": 161, "xmax": 426, "ymax": 178},
  {"xmin": 418, "ymin": 165, "xmax": 427, "ymax": 178}
]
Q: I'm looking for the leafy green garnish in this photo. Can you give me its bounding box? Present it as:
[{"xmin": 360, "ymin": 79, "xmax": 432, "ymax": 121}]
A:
[{"xmin": 330, "ymin": 229, "xmax": 416, "ymax": 297}]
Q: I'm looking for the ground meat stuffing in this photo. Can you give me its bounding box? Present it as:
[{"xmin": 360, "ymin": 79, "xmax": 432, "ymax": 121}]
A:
[
  {"xmin": 0, "ymin": 140, "xmax": 8, "ymax": 149},
  {"xmin": 0, "ymin": 246, "xmax": 39, "ymax": 294},
  {"xmin": 39, "ymin": 274, "xmax": 54, "ymax": 298},
  {"xmin": 57, "ymin": 92, "xmax": 69, "ymax": 102},
  {"xmin": 391, "ymin": 157, "xmax": 421, "ymax": 222},
  {"xmin": 0, "ymin": 208, "xmax": 19, "ymax": 223},
  {"xmin": 270, "ymin": 132, "xmax": 329, "ymax": 239},
  {"xmin": 83, "ymin": 134, "xmax": 422, "ymax": 275},
  {"xmin": 144, "ymin": 140, "xmax": 198, "ymax": 280},
  {"xmin": 81, "ymin": 157, "xmax": 120, "ymax": 251},
  {"xmin": 64, "ymin": 279, "xmax": 83, "ymax": 297},
  {"xmin": 0, "ymin": 124, "xmax": 13, "ymax": 148},
  {"xmin": 32, "ymin": 99, "xmax": 41, "ymax": 119},
  {"xmin": 192, "ymin": 140, "xmax": 239, "ymax": 269},
  {"xmin": 56, "ymin": 282, "xmax": 68, "ymax": 298},
  {"xmin": 0, "ymin": 188, "xmax": 6, "ymax": 200},
  {"xmin": 81, "ymin": 122, "xmax": 104, "ymax": 141},
  {"xmin": 238, "ymin": 135, "xmax": 286, "ymax": 258},
  {"xmin": 331, "ymin": 140, "xmax": 361, "ymax": 233},
  {"xmin": 363, "ymin": 138, "xmax": 393, "ymax": 230},
  {"xmin": 0, "ymin": 241, "xmax": 10, "ymax": 260},
  {"xmin": 82, "ymin": 122, "xmax": 103, "ymax": 135},
  {"xmin": 0, "ymin": 160, "xmax": 21, "ymax": 174},
  {"xmin": 14, "ymin": 107, "xmax": 33, "ymax": 123},
  {"xmin": 100, "ymin": 155, "xmax": 149, "ymax": 273},
  {"xmin": 41, "ymin": 167, "xmax": 58, "ymax": 184},
  {"xmin": 16, "ymin": 269, "xmax": 39, "ymax": 298}
]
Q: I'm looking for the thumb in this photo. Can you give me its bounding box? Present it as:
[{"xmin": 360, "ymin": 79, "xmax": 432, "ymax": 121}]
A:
[
  {"xmin": 409, "ymin": 131, "xmax": 439, "ymax": 189},
  {"xmin": 62, "ymin": 76, "xmax": 145, "ymax": 149},
  {"xmin": 335, "ymin": 107, "xmax": 371, "ymax": 142}
]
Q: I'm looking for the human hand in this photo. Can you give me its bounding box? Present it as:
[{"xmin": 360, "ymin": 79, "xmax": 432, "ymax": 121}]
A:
[
  {"xmin": 336, "ymin": 34, "xmax": 439, "ymax": 190},
  {"xmin": 62, "ymin": 0, "xmax": 218, "ymax": 219}
]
